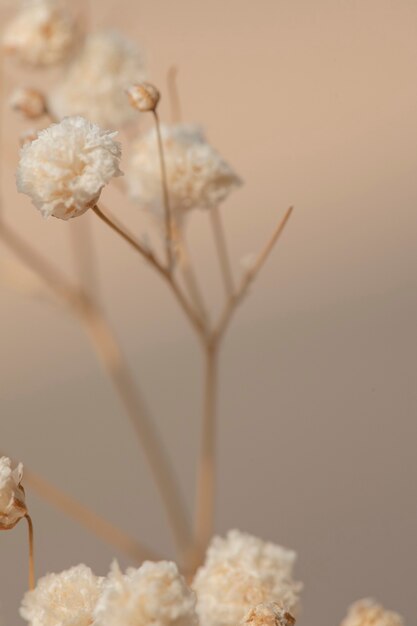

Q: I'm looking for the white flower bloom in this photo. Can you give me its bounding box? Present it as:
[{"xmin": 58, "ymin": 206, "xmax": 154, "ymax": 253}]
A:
[
  {"xmin": 341, "ymin": 599, "xmax": 404, "ymax": 626},
  {"xmin": 2, "ymin": 0, "xmax": 77, "ymax": 66},
  {"xmin": 192, "ymin": 530, "xmax": 301, "ymax": 626},
  {"xmin": 94, "ymin": 560, "xmax": 198, "ymax": 626},
  {"xmin": 48, "ymin": 31, "xmax": 146, "ymax": 127},
  {"xmin": 242, "ymin": 603, "xmax": 295, "ymax": 626},
  {"xmin": 128, "ymin": 123, "xmax": 241, "ymax": 226},
  {"xmin": 0, "ymin": 456, "xmax": 26, "ymax": 530},
  {"xmin": 16, "ymin": 116, "xmax": 123, "ymax": 220},
  {"xmin": 20, "ymin": 564, "xmax": 103, "ymax": 626}
]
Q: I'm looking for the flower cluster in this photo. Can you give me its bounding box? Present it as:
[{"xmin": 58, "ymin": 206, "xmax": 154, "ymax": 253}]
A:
[
  {"xmin": 128, "ymin": 123, "xmax": 241, "ymax": 226},
  {"xmin": 341, "ymin": 599, "xmax": 404, "ymax": 626},
  {"xmin": 16, "ymin": 116, "xmax": 122, "ymax": 219},
  {"xmin": 2, "ymin": 0, "xmax": 77, "ymax": 66},
  {"xmin": 0, "ymin": 456, "xmax": 27, "ymax": 530}
]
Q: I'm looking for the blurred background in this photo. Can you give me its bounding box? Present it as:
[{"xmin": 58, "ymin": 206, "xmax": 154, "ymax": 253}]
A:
[{"xmin": 1, "ymin": 0, "xmax": 416, "ymax": 624}]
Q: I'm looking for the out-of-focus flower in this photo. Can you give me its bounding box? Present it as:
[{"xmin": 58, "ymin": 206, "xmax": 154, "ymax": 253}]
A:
[
  {"xmin": 17, "ymin": 116, "xmax": 122, "ymax": 220},
  {"xmin": 94, "ymin": 560, "xmax": 198, "ymax": 626},
  {"xmin": 2, "ymin": 0, "xmax": 77, "ymax": 66},
  {"xmin": 10, "ymin": 87, "xmax": 46, "ymax": 119},
  {"xmin": 341, "ymin": 599, "xmax": 404, "ymax": 626},
  {"xmin": 242, "ymin": 603, "xmax": 295, "ymax": 626},
  {"xmin": 127, "ymin": 82, "xmax": 160, "ymax": 112},
  {"xmin": 0, "ymin": 456, "xmax": 27, "ymax": 530},
  {"xmin": 19, "ymin": 128, "xmax": 39, "ymax": 146},
  {"xmin": 192, "ymin": 530, "xmax": 301, "ymax": 626},
  {"xmin": 48, "ymin": 31, "xmax": 146, "ymax": 127},
  {"xmin": 20, "ymin": 564, "xmax": 103, "ymax": 626},
  {"xmin": 128, "ymin": 123, "xmax": 241, "ymax": 226}
]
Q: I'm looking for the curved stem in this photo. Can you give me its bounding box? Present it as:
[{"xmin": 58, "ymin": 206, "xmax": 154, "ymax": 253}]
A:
[{"xmin": 25, "ymin": 514, "xmax": 35, "ymax": 590}]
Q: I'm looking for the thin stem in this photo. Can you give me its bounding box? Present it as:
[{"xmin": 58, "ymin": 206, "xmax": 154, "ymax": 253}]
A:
[
  {"xmin": 167, "ymin": 66, "xmax": 182, "ymax": 124},
  {"xmin": 69, "ymin": 217, "xmax": 101, "ymax": 302},
  {"xmin": 92, "ymin": 204, "xmax": 206, "ymax": 340},
  {"xmin": 212, "ymin": 206, "xmax": 294, "ymax": 344},
  {"xmin": 193, "ymin": 342, "xmax": 219, "ymax": 565},
  {"xmin": 178, "ymin": 231, "xmax": 208, "ymax": 324},
  {"xmin": 210, "ymin": 206, "xmax": 235, "ymax": 299},
  {"xmin": 0, "ymin": 221, "xmax": 192, "ymax": 561},
  {"xmin": 152, "ymin": 109, "xmax": 174, "ymax": 270},
  {"xmin": 23, "ymin": 468, "xmax": 159, "ymax": 563},
  {"xmin": 25, "ymin": 514, "xmax": 35, "ymax": 590}
]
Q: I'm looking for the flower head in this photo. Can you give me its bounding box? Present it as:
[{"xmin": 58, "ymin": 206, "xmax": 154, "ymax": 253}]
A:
[
  {"xmin": 94, "ymin": 560, "xmax": 198, "ymax": 626},
  {"xmin": 17, "ymin": 116, "xmax": 122, "ymax": 220},
  {"xmin": 48, "ymin": 31, "xmax": 146, "ymax": 127},
  {"xmin": 127, "ymin": 82, "xmax": 160, "ymax": 112},
  {"xmin": 192, "ymin": 530, "xmax": 301, "ymax": 626},
  {"xmin": 0, "ymin": 456, "xmax": 27, "ymax": 530},
  {"xmin": 242, "ymin": 603, "xmax": 295, "ymax": 626},
  {"xmin": 2, "ymin": 0, "xmax": 78, "ymax": 66},
  {"xmin": 20, "ymin": 564, "xmax": 103, "ymax": 626},
  {"xmin": 128, "ymin": 123, "xmax": 241, "ymax": 226},
  {"xmin": 341, "ymin": 599, "xmax": 404, "ymax": 626}
]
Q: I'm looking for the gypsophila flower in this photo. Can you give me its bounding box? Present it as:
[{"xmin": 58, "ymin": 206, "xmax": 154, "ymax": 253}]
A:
[
  {"xmin": 20, "ymin": 564, "xmax": 103, "ymax": 626},
  {"xmin": 10, "ymin": 87, "xmax": 46, "ymax": 119},
  {"xmin": 341, "ymin": 599, "xmax": 404, "ymax": 626},
  {"xmin": 48, "ymin": 31, "xmax": 146, "ymax": 127},
  {"xmin": 128, "ymin": 123, "xmax": 242, "ymax": 226},
  {"xmin": 2, "ymin": 0, "xmax": 77, "ymax": 66},
  {"xmin": 192, "ymin": 530, "xmax": 301, "ymax": 626},
  {"xmin": 94, "ymin": 560, "xmax": 198, "ymax": 626},
  {"xmin": 242, "ymin": 603, "xmax": 295, "ymax": 626},
  {"xmin": 0, "ymin": 456, "xmax": 27, "ymax": 530},
  {"xmin": 17, "ymin": 116, "xmax": 123, "ymax": 220},
  {"xmin": 127, "ymin": 82, "xmax": 160, "ymax": 112}
]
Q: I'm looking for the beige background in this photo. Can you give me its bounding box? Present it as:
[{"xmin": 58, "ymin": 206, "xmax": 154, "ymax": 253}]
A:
[{"xmin": 1, "ymin": 0, "xmax": 416, "ymax": 624}]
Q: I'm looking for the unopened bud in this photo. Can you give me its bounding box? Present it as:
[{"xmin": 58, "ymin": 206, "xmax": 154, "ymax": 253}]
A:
[
  {"xmin": 10, "ymin": 88, "xmax": 46, "ymax": 119},
  {"xmin": 126, "ymin": 82, "xmax": 160, "ymax": 112},
  {"xmin": 242, "ymin": 604, "xmax": 296, "ymax": 626},
  {"xmin": 0, "ymin": 456, "xmax": 27, "ymax": 530}
]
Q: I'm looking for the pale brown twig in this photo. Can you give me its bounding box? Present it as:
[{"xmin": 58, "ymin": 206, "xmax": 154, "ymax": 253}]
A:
[
  {"xmin": 152, "ymin": 110, "xmax": 174, "ymax": 270},
  {"xmin": 167, "ymin": 66, "xmax": 182, "ymax": 124},
  {"xmin": 210, "ymin": 206, "xmax": 235, "ymax": 299},
  {"xmin": 25, "ymin": 514, "xmax": 35, "ymax": 590},
  {"xmin": 177, "ymin": 231, "xmax": 209, "ymax": 324}
]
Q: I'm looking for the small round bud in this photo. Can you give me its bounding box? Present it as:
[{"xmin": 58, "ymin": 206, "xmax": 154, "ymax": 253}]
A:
[
  {"xmin": 0, "ymin": 456, "xmax": 27, "ymax": 530},
  {"xmin": 126, "ymin": 82, "xmax": 160, "ymax": 112},
  {"xmin": 10, "ymin": 88, "xmax": 46, "ymax": 119}
]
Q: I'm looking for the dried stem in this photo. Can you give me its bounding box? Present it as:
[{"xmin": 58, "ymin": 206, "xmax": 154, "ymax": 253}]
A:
[
  {"xmin": 210, "ymin": 206, "xmax": 235, "ymax": 299},
  {"xmin": 212, "ymin": 206, "xmax": 294, "ymax": 344},
  {"xmin": 178, "ymin": 231, "xmax": 208, "ymax": 324},
  {"xmin": 0, "ymin": 221, "xmax": 192, "ymax": 561},
  {"xmin": 167, "ymin": 66, "xmax": 182, "ymax": 124},
  {"xmin": 92, "ymin": 204, "xmax": 206, "ymax": 341},
  {"xmin": 25, "ymin": 514, "xmax": 35, "ymax": 590},
  {"xmin": 68, "ymin": 217, "xmax": 100, "ymax": 301},
  {"xmin": 23, "ymin": 468, "xmax": 159, "ymax": 563},
  {"xmin": 152, "ymin": 109, "xmax": 174, "ymax": 270}
]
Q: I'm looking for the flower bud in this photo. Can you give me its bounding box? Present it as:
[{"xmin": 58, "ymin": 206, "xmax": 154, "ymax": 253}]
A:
[
  {"xmin": 126, "ymin": 82, "xmax": 160, "ymax": 112},
  {"xmin": 242, "ymin": 603, "xmax": 296, "ymax": 626},
  {"xmin": 10, "ymin": 88, "xmax": 46, "ymax": 119},
  {"xmin": 0, "ymin": 456, "xmax": 27, "ymax": 530}
]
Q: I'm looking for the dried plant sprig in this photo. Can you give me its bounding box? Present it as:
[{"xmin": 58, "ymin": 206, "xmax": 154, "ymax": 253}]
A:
[
  {"xmin": 210, "ymin": 205, "xmax": 235, "ymax": 299},
  {"xmin": 0, "ymin": 222, "xmax": 191, "ymax": 562}
]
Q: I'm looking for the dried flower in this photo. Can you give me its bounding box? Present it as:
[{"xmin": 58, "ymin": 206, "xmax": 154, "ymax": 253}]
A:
[
  {"xmin": 10, "ymin": 88, "xmax": 46, "ymax": 119},
  {"xmin": 128, "ymin": 123, "xmax": 242, "ymax": 226},
  {"xmin": 0, "ymin": 456, "xmax": 27, "ymax": 530},
  {"xmin": 127, "ymin": 82, "xmax": 160, "ymax": 112},
  {"xmin": 17, "ymin": 116, "xmax": 123, "ymax": 220},
  {"xmin": 20, "ymin": 564, "xmax": 103, "ymax": 626},
  {"xmin": 242, "ymin": 603, "xmax": 295, "ymax": 626},
  {"xmin": 341, "ymin": 599, "xmax": 404, "ymax": 626},
  {"xmin": 48, "ymin": 31, "xmax": 146, "ymax": 127},
  {"xmin": 19, "ymin": 129, "xmax": 39, "ymax": 147},
  {"xmin": 192, "ymin": 530, "xmax": 301, "ymax": 626},
  {"xmin": 2, "ymin": 0, "xmax": 77, "ymax": 66},
  {"xmin": 94, "ymin": 560, "xmax": 198, "ymax": 626}
]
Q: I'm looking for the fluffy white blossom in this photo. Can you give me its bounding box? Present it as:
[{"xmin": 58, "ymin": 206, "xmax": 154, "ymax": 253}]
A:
[
  {"xmin": 192, "ymin": 530, "xmax": 301, "ymax": 626},
  {"xmin": 94, "ymin": 560, "xmax": 198, "ymax": 626},
  {"xmin": 17, "ymin": 116, "xmax": 122, "ymax": 220},
  {"xmin": 341, "ymin": 599, "xmax": 404, "ymax": 626},
  {"xmin": 2, "ymin": 0, "xmax": 77, "ymax": 66},
  {"xmin": 20, "ymin": 564, "xmax": 103, "ymax": 626},
  {"xmin": 128, "ymin": 123, "xmax": 241, "ymax": 225},
  {"xmin": 48, "ymin": 31, "xmax": 146, "ymax": 127},
  {"xmin": 0, "ymin": 456, "xmax": 26, "ymax": 530},
  {"xmin": 242, "ymin": 603, "xmax": 295, "ymax": 626}
]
